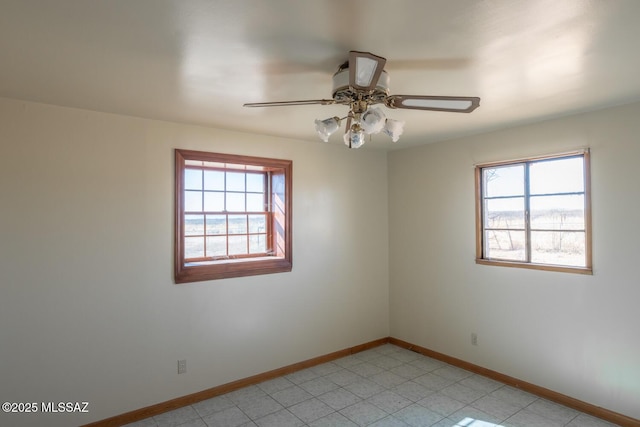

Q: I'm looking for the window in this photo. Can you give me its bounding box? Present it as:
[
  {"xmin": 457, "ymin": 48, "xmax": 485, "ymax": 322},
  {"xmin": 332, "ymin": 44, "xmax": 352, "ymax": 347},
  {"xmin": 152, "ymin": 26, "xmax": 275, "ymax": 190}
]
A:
[
  {"xmin": 175, "ymin": 149, "xmax": 292, "ymax": 283},
  {"xmin": 475, "ymin": 151, "xmax": 591, "ymax": 274}
]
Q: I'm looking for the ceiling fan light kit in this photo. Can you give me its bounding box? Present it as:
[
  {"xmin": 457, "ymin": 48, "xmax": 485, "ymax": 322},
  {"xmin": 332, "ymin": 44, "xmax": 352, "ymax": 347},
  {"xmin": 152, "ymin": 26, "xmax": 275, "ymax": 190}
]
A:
[{"xmin": 244, "ymin": 51, "xmax": 480, "ymax": 149}]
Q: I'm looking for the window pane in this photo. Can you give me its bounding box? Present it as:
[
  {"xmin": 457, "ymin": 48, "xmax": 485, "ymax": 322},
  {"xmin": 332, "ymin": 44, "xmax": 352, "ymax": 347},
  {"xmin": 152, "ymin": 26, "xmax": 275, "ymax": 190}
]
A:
[
  {"xmin": 206, "ymin": 215, "xmax": 226, "ymax": 235},
  {"xmin": 184, "ymin": 169, "xmax": 202, "ymax": 190},
  {"xmin": 246, "ymin": 193, "xmax": 265, "ymax": 212},
  {"xmin": 484, "ymin": 230, "xmax": 526, "ymax": 261},
  {"xmin": 206, "ymin": 236, "xmax": 227, "ymax": 257},
  {"xmin": 484, "ymin": 197, "xmax": 525, "ymax": 229},
  {"xmin": 185, "ymin": 236, "xmax": 204, "ymax": 259},
  {"xmin": 246, "ymin": 173, "xmax": 264, "ymax": 192},
  {"xmin": 226, "ymin": 172, "xmax": 245, "ymax": 191},
  {"xmin": 484, "ymin": 165, "xmax": 524, "ymax": 197},
  {"xmin": 185, "ymin": 190, "xmax": 202, "ymax": 212},
  {"xmin": 228, "ymin": 235, "xmax": 248, "ymax": 255},
  {"xmin": 248, "ymin": 214, "xmax": 267, "ymax": 233},
  {"xmin": 204, "ymin": 191, "xmax": 224, "ymax": 211},
  {"xmin": 226, "ymin": 193, "xmax": 245, "ymax": 211},
  {"xmin": 249, "ymin": 234, "xmax": 267, "ymax": 254},
  {"xmin": 476, "ymin": 152, "xmax": 590, "ymax": 273},
  {"xmin": 184, "ymin": 215, "xmax": 204, "ymax": 236},
  {"xmin": 531, "ymin": 231, "xmax": 585, "ymax": 267},
  {"xmin": 530, "ymin": 157, "xmax": 584, "ymax": 195},
  {"xmin": 530, "ymin": 195, "xmax": 585, "ymax": 230},
  {"xmin": 204, "ymin": 170, "xmax": 224, "ymax": 191},
  {"xmin": 228, "ymin": 215, "xmax": 247, "ymax": 234}
]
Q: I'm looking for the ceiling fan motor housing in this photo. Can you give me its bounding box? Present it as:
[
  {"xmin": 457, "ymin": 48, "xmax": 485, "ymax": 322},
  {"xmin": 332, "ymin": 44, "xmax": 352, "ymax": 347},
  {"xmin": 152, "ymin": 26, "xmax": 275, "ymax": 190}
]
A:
[{"xmin": 332, "ymin": 68, "xmax": 390, "ymax": 105}]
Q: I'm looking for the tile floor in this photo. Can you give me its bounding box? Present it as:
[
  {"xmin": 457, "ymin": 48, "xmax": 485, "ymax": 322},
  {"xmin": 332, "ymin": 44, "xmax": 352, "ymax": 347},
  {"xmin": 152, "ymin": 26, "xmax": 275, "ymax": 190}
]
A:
[{"xmin": 123, "ymin": 344, "xmax": 621, "ymax": 427}]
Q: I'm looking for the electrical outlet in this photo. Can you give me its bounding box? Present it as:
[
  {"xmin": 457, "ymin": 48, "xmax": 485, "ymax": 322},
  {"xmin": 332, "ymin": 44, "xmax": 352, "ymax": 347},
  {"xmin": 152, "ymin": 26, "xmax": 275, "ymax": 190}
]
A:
[
  {"xmin": 471, "ymin": 333, "xmax": 478, "ymax": 346},
  {"xmin": 178, "ymin": 359, "xmax": 187, "ymax": 374}
]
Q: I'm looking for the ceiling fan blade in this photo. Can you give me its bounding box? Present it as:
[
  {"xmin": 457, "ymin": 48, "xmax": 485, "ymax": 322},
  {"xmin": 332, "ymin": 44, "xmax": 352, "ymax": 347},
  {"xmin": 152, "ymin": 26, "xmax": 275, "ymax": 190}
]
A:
[
  {"xmin": 386, "ymin": 95, "xmax": 480, "ymax": 113},
  {"xmin": 349, "ymin": 51, "xmax": 387, "ymax": 92},
  {"xmin": 243, "ymin": 99, "xmax": 335, "ymax": 107}
]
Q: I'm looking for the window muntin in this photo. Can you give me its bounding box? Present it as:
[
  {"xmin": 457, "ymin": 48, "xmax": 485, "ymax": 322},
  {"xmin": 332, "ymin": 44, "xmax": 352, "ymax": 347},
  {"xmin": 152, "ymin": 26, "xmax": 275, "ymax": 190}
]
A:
[
  {"xmin": 476, "ymin": 151, "xmax": 591, "ymax": 274},
  {"xmin": 183, "ymin": 169, "xmax": 268, "ymax": 261},
  {"xmin": 175, "ymin": 150, "xmax": 292, "ymax": 283}
]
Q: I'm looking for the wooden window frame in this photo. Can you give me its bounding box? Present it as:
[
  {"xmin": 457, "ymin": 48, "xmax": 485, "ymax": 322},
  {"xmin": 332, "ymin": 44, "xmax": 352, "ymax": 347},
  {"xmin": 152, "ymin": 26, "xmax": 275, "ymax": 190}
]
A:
[
  {"xmin": 175, "ymin": 149, "xmax": 292, "ymax": 283},
  {"xmin": 475, "ymin": 150, "xmax": 592, "ymax": 275}
]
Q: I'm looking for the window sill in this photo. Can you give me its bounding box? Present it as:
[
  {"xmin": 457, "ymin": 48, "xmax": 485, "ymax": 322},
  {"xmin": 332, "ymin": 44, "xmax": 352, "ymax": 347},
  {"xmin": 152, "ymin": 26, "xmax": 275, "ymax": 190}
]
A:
[
  {"xmin": 185, "ymin": 255, "xmax": 278, "ymax": 267},
  {"xmin": 475, "ymin": 258, "xmax": 593, "ymax": 275},
  {"xmin": 176, "ymin": 257, "xmax": 292, "ymax": 283}
]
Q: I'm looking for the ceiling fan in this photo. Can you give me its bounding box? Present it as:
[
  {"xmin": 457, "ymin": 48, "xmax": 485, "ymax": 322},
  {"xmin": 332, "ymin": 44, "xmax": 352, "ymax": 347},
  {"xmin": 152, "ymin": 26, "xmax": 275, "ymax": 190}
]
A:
[{"xmin": 244, "ymin": 51, "xmax": 480, "ymax": 148}]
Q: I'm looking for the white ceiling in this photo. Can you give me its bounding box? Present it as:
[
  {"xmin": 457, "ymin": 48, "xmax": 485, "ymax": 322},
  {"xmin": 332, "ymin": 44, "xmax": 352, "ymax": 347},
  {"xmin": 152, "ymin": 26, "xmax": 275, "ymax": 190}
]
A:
[{"xmin": 2, "ymin": 0, "xmax": 640, "ymax": 150}]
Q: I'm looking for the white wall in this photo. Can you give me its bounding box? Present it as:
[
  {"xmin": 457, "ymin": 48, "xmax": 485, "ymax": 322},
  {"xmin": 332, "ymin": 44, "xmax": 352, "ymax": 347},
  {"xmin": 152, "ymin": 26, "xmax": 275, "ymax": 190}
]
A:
[
  {"xmin": 388, "ymin": 101, "xmax": 640, "ymax": 419},
  {"xmin": 0, "ymin": 97, "xmax": 390, "ymax": 427},
  {"xmin": 3, "ymin": 95, "xmax": 638, "ymax": 426}
]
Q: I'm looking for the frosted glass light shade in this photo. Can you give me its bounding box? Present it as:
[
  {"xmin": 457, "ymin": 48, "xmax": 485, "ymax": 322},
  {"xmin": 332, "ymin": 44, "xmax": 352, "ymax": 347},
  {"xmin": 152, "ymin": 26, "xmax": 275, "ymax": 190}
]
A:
[
  {"xmin": 361, "ymin": 107, "xmax": 386, "ymax": 134},
  {"xmin": 314, "ymin": 117, "xmax": 341, "ymax": 142},
  {"xmin": 343, "ymin": 129, "xmax": 366, "ymax": 149},
  {"xmin": 384, "ymin": 119, "xmax": 405, "ymax": 142}
]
